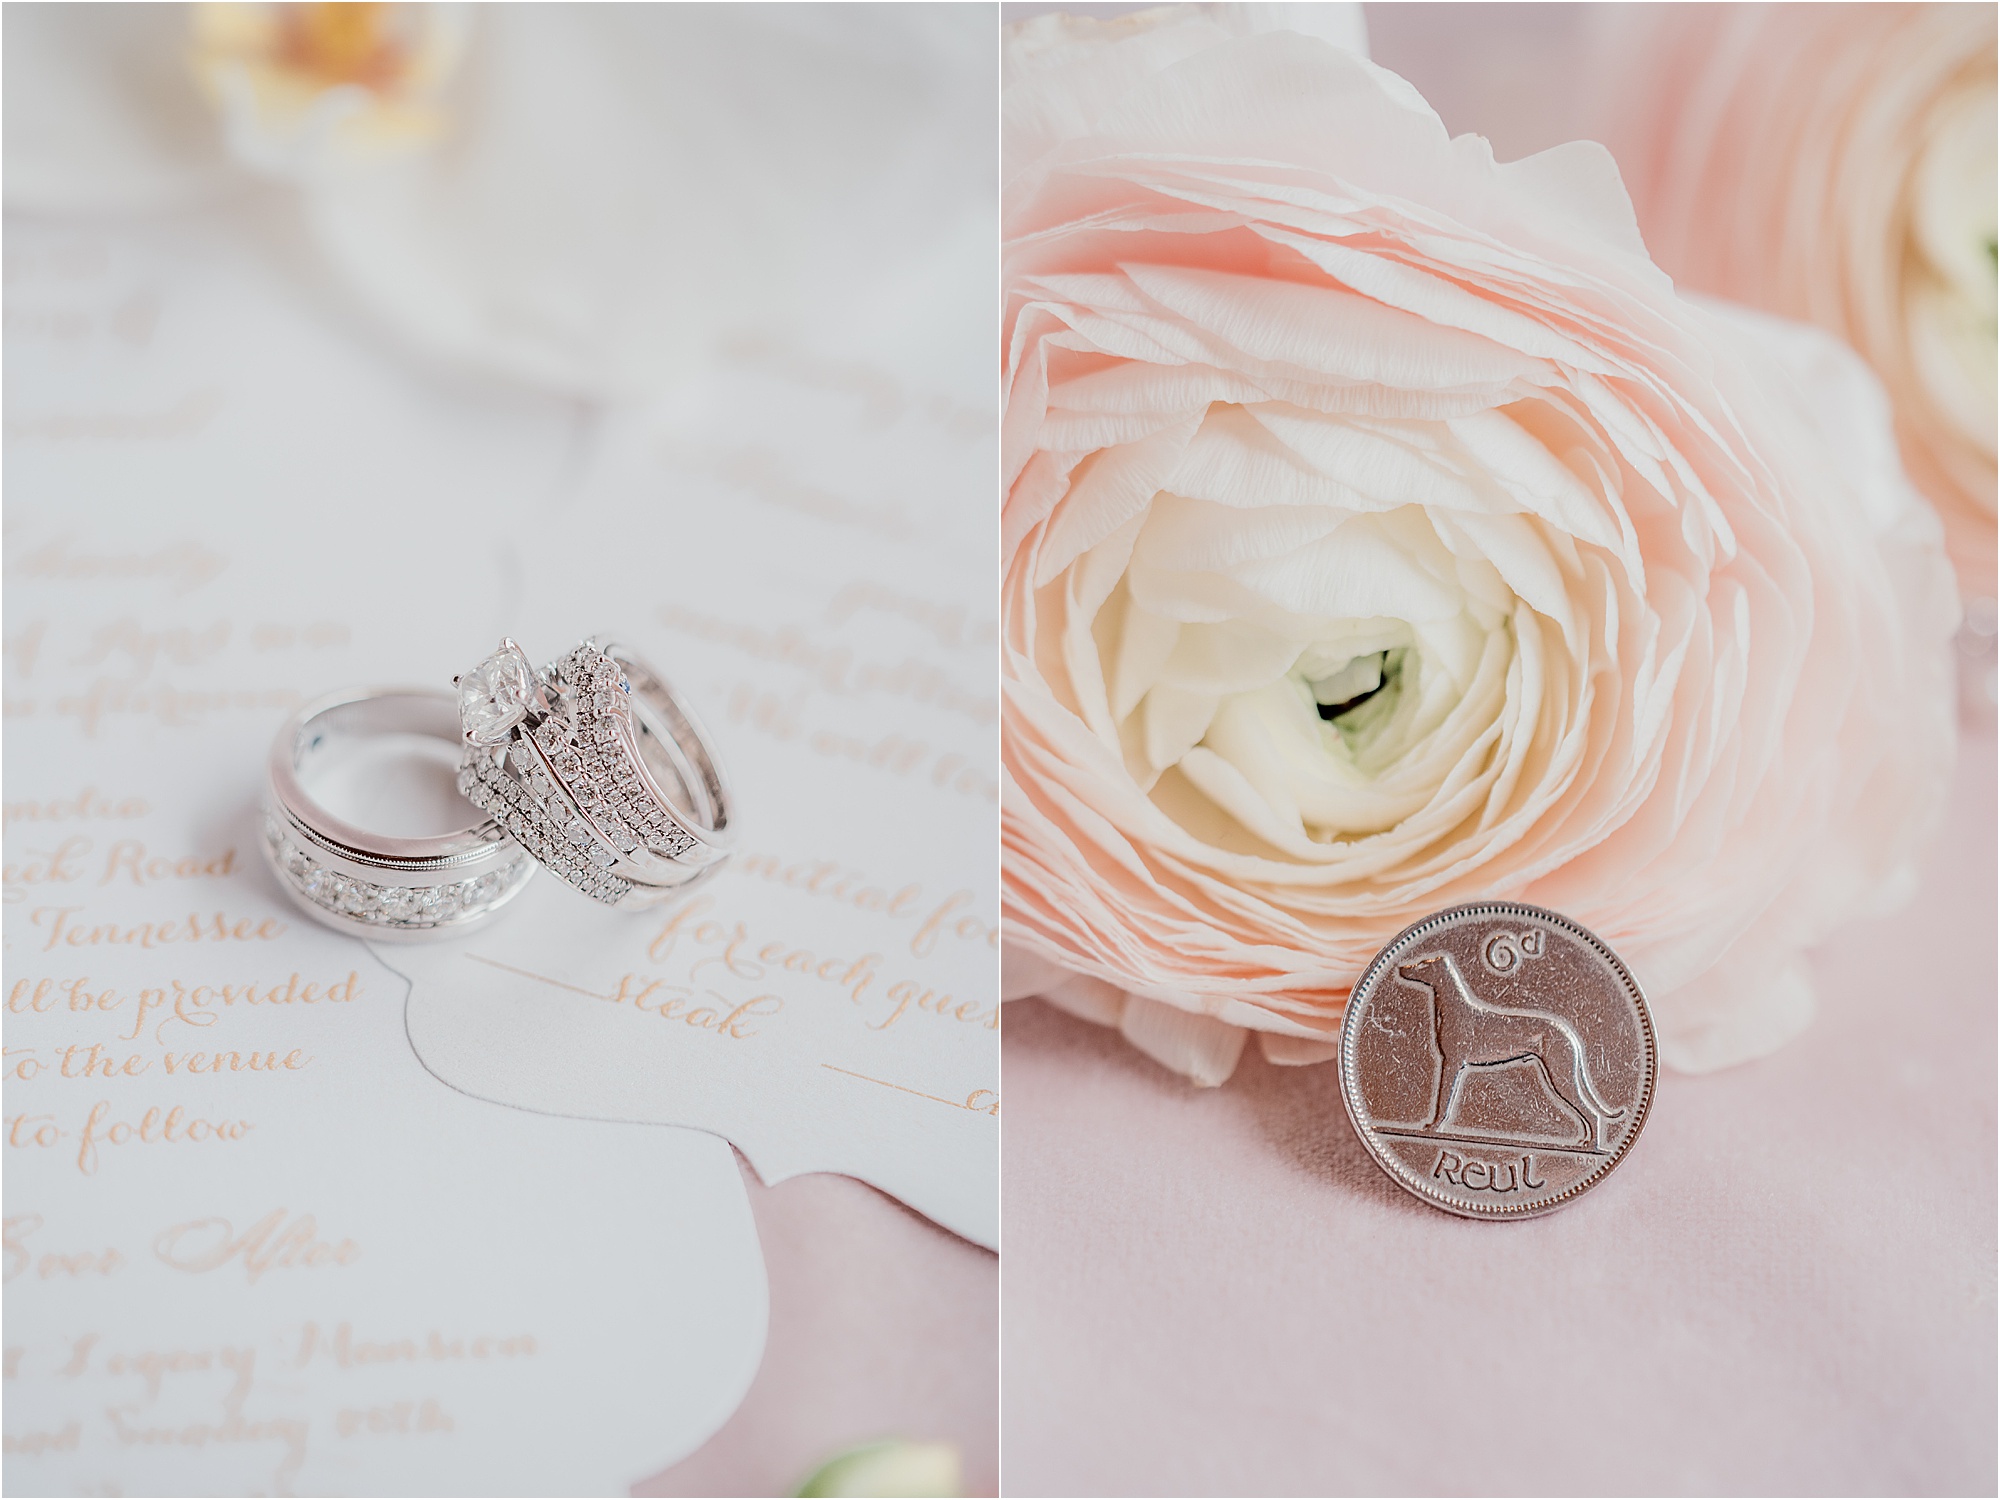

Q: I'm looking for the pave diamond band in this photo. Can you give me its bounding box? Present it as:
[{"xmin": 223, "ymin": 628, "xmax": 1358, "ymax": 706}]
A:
[
  {"xmin": 263, "ymin": 686, "xmax": 536, "ymax": 941},
  {"xmin": 455, "ymin": 638, "xmax": 734, "ymax": 908},
  {"xmin": 456, "ymin": 743, "xmax": 639, "ymax": 908},
  {"xmin": 265, "ymin": 818, "xmax": 533, "ymax": 932}
]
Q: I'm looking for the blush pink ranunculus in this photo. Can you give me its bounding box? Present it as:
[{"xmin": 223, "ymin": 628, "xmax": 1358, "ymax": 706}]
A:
[
  {"xmin": 1590, "ymin": 2, "xmax": 1997, "ymax": 599},
  {"xmin": 1001, "ymin": 12, "xmax": 1959, "ymax": 1085}
]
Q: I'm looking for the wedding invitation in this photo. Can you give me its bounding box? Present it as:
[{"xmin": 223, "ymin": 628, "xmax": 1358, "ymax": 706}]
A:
[
  {"xmin": 400, "ymin": 349, "xmax": 1000, "ymax": 1250},
  {"xmin": 2, "ymin": 213, "xmax": 780, "ymax": 1494},
  {"xmin": 5, "ymin": 42, "xmax": 997, "ymax": 1486}
]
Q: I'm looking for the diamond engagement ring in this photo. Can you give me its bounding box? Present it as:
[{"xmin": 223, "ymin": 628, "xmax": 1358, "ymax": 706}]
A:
[
  {"xmin": 263, "ymin": 687, "xmax": 537, "ymax": 940},
  {"xmin": 455, "ymin": 637, "xmax": 734, "ymax": 907}
]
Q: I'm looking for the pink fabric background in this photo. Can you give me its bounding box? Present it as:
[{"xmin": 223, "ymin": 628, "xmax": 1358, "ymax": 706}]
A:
[
  {"xmin": 1363, "ymin": 3, "xmax": 1603, "ymax": 162},
  {"xmin": 643, "ymin": 1166, "xmax": 998, "ymax": 1497},
  {"xmin": 1000, "ymin": 724, "xmax": 1995, "ymax": 1496}
]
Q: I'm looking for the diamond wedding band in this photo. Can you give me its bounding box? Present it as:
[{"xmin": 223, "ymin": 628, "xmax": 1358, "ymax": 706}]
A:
[
  {"xmin": 263, "ymin": 686, "xmax": 537, "ymax": 940},
  {"xmin": 455, "ymin": 638, "xmax": 734, "ymax": 908}
]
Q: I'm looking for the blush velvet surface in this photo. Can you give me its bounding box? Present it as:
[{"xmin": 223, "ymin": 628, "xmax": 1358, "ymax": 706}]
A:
[
  {"xmin": 642, "ymin": 1167, "xmax": 997, "ymax": 1499},
  {"xmin": 1002, "ymin": 12, "xmax": 1960, "ymax": 1083},
  {"xmin": 1001, "ymin": 722, "xmax": 1996, "ymax": 1497}
]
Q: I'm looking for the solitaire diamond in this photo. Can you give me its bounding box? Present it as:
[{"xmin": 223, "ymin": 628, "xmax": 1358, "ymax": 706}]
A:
[{"xmin": 459, "ymin": 643, "xmax": 538, "ymax": 745}]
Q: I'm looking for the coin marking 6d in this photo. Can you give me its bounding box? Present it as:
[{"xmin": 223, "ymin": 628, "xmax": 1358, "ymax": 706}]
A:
[{"xmin": 1480, "ymin": 925, "xmax": 1544, "ymax": 974}]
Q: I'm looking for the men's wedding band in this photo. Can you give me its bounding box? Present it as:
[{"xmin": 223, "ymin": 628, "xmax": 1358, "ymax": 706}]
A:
[
  {"xmin": 263, "ymin": 686, "xmax": 535, "ymax": 941},
  {"xmin": 455, "ymin": 637, "xmax": 735, "ymax": 909}
]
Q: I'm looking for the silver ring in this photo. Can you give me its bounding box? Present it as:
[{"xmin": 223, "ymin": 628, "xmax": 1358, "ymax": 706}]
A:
[
  {"xmin": 455, "ymin": 637, "xmax": 735, "ymax": 909},
  {"xmin": 263, "ymin": 686, "xmax": 536, "ymax": 941}
]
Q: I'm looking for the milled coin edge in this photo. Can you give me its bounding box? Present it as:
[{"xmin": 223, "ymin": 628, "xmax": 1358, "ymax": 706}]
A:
[{"xmin": 1337, "ymin": 900, "xmax": 1658, "ymax": 1221}]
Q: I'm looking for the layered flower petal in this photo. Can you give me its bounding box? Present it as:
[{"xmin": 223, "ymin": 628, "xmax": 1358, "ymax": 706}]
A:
[{"xmin": 1001, "ymin": 12, "xmax": 1959, "ymax": 1081}]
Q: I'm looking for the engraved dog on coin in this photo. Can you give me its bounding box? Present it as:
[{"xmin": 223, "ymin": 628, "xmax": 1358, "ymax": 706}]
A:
[{"xmin": 1397, "ymin": 952, "xmax": 1625, "ymax": 1149}]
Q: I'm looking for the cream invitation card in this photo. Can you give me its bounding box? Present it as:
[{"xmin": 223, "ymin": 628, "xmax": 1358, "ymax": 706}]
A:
[
  {"xmin": 4, "ymin": 215, "xmax": 768, "ymax": 1493},
  {"xmin": 399, "ymin": 346, "xmax": 999, "ymax": 1248}
]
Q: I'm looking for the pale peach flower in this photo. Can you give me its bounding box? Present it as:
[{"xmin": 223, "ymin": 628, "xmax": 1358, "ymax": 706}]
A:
[
  {"xmin": 1001, "ymin": 10, "xmax": 1959, "ymax": 1084},
  {"xmin": 1591, "ymin": 3, "xmax": 1996, "ymax": 598}
]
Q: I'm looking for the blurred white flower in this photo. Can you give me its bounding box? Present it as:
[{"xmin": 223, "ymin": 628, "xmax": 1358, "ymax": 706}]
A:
[
  {"xmin": 189, "ymin": 2, "xmax": 469, "ymax": 176},
  {"xmin": 5, "ymin": 4, "xmax": 994, "ymax": 403}
]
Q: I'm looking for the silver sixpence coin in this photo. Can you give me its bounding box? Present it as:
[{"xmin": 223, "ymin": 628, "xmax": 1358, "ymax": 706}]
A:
[{"xmin": 1339, "ymin": 902, "xmax": 1656, "ymax": 1219}]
